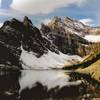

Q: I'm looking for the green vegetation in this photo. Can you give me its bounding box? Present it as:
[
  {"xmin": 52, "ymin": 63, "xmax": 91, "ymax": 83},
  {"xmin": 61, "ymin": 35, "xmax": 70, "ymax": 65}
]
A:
[
  {"xmin": 63, "ymin": 51, "xmax": 100, "ymax": 70},
  {"xmin": 63, "ymin": 51, "xmax": 100, "ymax": 82},
  {"xmin": 77, "ymin": 59, "xmax": 100, "ymax": 82}
]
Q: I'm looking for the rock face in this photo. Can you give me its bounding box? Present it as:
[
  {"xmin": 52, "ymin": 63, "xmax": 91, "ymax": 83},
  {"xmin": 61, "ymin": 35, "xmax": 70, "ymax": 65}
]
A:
[
  {"xmin": 0, "ymin": 16, "xmax": 59, "ymax": 70},
  {"xmin": 40, "ymin": 17, "xmax": 90, "ymax": 56}
]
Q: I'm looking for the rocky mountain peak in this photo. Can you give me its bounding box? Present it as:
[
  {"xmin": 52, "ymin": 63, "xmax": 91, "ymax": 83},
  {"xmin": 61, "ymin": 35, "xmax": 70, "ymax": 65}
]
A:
[
  {"xmin": 40, "ymin": 16, "xmax": 91, "ymax": 56},
  {"xmin": 0, "ymin": 16, "xmax": 61, "ymax": 69},
  {"xmin": 41, "ymin": 23, "xmax": 51, "ymax": 34},
  {"xmin": 63, "ymin": 16, "xmax": 74, "ymax": 22},
  {"xmin": 1, "ymin": 18, "xmax": 21, "ymax": 29},
  {"xmin": 23, "ymin": 16, "xmax": 33, "ymax": 27},
  {"xmin": 47, "ymin": 16, "xmax": 88, "ymax": 35},
  {"xmin": 52, "ymin": 16, "xmax": 62, "ymax": 23}
]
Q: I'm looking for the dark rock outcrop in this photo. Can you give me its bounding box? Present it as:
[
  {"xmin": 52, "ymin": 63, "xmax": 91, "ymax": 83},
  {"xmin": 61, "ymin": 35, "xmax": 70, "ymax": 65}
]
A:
[{"xmin": 0, "ymin": 16, "xmax": 59, "ymax": 70}]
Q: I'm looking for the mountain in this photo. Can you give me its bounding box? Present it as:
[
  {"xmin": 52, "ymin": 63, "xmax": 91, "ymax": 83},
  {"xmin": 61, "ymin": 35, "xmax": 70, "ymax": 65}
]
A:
[
  {"xmin": 0, "ymin": 16, "xmax": 86, "ymax": 70},
  {"xmin": 47, "ymin": 16, "xmax": 88, "ymax": 36},
  {"xmin": 0, "ymin": 16, "xmax": 100, "ymax": 70},
  {"xmin": 41, "ymin": 17, "xmax": 91, "ymax": 57},
  {"xmin": 0, "ymin": 16, "xmax": 58, "ymax": 70}
]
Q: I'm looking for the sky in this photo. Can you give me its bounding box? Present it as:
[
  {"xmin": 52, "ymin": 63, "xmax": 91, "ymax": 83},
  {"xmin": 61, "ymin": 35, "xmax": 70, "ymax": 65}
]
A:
[{"xmin": 0, "ymin": 0, "xmax": 100, "ymax": 27}]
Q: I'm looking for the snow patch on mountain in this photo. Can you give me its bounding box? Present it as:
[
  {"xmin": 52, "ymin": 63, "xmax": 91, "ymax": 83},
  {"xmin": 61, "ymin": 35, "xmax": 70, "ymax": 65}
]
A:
[
  {"xmin": 79, "ymin": 18, "xmax": 93, "ymax": 26},
  {"xmin": 84, "ymin": 35, "xmax": 100, "ymax": 42},
  {"xmin": 20, "ymin": 47, "xmax": 83, "ymax": 69},
  {"xmin": 0, "ymin": 23, "xmax": 3, "ymax": 27}
]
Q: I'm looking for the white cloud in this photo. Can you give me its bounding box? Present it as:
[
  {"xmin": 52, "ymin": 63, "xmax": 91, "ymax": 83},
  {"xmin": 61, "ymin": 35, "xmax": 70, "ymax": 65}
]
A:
[
  {"xmin": 0, "ymin": 0, "xmax": 1, "ymax": 8},
  {"xmin": 10, "ymin": 0, "xmax": 86, "ymax": 15},
  {"xmin": 41, "ymin": 19, "xmax": 51, "ymax": 25},
  {"xmin": 79, "ymin": 18, "xmax": 93, "ymax": 26},
  {"xmin": 0, "ymin": 10, "xmax": 13, "ymax": 16},
  {"xmin": 0, "ymin": 9, "xmax": 23, "ymax": 18},
  {"xmin": 36, "ymin": 18, "xmax": 51, "ymax": 28}
]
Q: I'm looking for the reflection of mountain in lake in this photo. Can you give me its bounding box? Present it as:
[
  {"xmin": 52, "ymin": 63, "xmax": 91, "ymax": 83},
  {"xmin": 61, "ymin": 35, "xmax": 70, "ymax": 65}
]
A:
[
  {"xmin": 19, "ymin": 70, "xmax": 100, "ymax": 100},
  {"xmin": 0, "ymin": 70, "xmax": 84, "ymax": 100},
  {"xmin": 19, "ymin": 70, "xmax": 84, "ymax": 100},
  {"xmin": 0, "ymin": 70, "xmax": 100, "ymax": 100},
  {"xmin": 0, "ymin": 71, "xmax": 20, "ymax": 100},
  {"xmin": 19, "ymin": 70, "xmax": 82, "ymax": 92}
]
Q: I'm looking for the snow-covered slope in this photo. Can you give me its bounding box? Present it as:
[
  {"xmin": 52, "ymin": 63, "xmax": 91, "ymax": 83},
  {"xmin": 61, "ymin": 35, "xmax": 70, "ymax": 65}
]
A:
[
  {"xmin": 20, "ymin": 47, "xmax": 83, "ymax": 69},
  {"xmin": 84, "ymin": 35, "xmax": 100, "ymax": 42}
]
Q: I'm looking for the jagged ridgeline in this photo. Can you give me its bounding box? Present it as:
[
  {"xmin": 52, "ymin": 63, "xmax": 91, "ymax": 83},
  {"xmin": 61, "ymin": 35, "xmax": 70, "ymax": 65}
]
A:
[
  {"xmin": 0, "ymin": 16, "xmax": 100, "ymax": 70},
  {"xmin": 0, "ymin": 16, "xmax": 60, "ymax": 69},
  {"xmin": 41, "ymin": 16, "xmax": 100, "ymax": 55}
]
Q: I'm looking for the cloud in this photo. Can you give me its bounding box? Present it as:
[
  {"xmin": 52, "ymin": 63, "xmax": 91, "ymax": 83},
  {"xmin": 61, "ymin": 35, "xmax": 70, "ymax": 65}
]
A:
[
  {"xmin": 10, "ymin": 0, "xmax": 86, "ymax": 15},
  {"xmin": 41, "ymin": 19, "xmax": 51, "ymax": 25},
  {"xmin": 79, "ymin": 18, "xmax": 94, "ymax": 26},
  {"xmin": 0, "ymin": 9, "xmax": 24, "ymax": 18},
  {"xmin": 0, "ymin": 0, "xmax": 1, "ymax": 8},
  {"xmin": 0, "ymin": 9, "xmax": 13, "ymax": 16}
]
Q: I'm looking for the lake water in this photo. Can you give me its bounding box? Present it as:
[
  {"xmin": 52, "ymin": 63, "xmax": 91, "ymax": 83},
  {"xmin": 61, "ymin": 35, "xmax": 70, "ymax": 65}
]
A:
[{"xmin": 0, "ymin": 69, "xmax": 99, "ymax": 100}]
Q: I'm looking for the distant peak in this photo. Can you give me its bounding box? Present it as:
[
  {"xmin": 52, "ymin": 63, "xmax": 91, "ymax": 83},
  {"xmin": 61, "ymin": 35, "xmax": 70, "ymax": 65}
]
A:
[
  {"xmin": 11, "ymin": 18, "xmax": 19, "ymax": 22},
  {"xmin": 23, "ymin": 16, "xmax": 33, "ymax": 27},
  {"xmin": 52, "ymin": 16, "xmax": 62, "ymax": 23},
  {"xmin": 63, "ymin": 16, "xmax": 74, "ymax": 22},
  {"xmin": 1, "ymin": 18, "xmax": 22, "ymax": 29},
  {"xmin": 10, "ymin": 18, "xmax": 22, "ymax": 25}
]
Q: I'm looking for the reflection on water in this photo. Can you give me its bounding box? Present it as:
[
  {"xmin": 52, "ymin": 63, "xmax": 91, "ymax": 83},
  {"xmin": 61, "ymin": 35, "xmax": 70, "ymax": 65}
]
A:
[
  {"xmin": 19, "ymin": 70, "xmax": 83, "ymax": 100},
  {"xmin": 0, "ymin": 71, "xmax": 20, "ymax": 100},
  {"xmin": 0, "ymin": 70, "xmax": 93, "ymax": 100},
  {"xmin": 19, "ymin": 70, "xmax": 81, "ymax": 92}
]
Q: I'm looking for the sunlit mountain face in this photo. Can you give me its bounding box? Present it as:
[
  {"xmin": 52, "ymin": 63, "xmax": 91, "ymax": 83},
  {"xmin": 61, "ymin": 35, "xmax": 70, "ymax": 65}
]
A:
[{"xmin": 0, "ymin": 0, "xmax": 100, "ymax": 100}]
